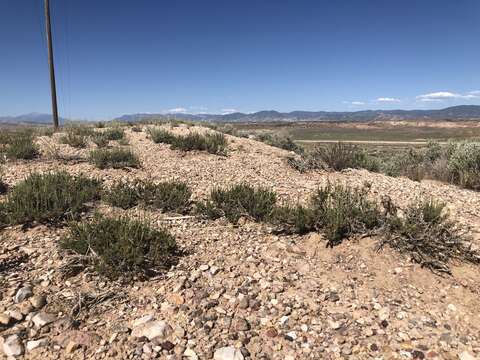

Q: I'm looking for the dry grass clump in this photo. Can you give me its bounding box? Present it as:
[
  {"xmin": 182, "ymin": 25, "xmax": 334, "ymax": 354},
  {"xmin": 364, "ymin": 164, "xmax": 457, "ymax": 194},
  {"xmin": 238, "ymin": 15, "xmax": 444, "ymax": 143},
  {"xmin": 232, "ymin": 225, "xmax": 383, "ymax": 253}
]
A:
[
  {"xmin": 102, "ymin": 180, "xmax": 191, "ymax": 213},
  {"xmin": 289, "ymin": 142, "xmax": 379, "ymax": 172},
  {"xmin": 147, "ymin": 128, "xmax": 228, "ymax": 155},
  {"xmin": 102, "ymin": 128, "xmax": 125, "ymax": 141},
  {"xmin": 89, "ymin": 148, "xmax": 140, "ymax": 169},
  {"xmin": 1, "ymin": 130, "xmax": 39, "ymax": 160},
  {"xmin": 255, "ymin": 133, "xmax": 304, "ymax": 153},
  {"xmin": 380, "ymin": 200, "xmax": 480, "ymax": 274},
  {"xmin": 269, "ymin": 183, "xmax": 380, "ymax": 245},
  {"xmin": 60, "ymin": 131, "xmax": 88, "ymax": 148},
  {"xmin": 0, "ymin": 172, "xmax": 101, "ymax": 226},
  {"xmin": 91, "ymin": 133, "xmax": 109, "ymax": 147},
  {"xmin": 197, "ymin": 184, "xmax": 277, "ymax": 223},
  {"xmin": 60, "ymin": 215, "xmax": 177, "ymax": 279}
]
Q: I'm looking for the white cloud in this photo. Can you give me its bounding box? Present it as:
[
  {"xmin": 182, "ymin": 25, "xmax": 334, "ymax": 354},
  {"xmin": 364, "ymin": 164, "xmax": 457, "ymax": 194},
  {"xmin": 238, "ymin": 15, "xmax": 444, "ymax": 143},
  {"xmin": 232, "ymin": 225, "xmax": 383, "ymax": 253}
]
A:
[
  {"xmin": 168, "ymin": 107, "xmax": 187, "ymax": 113},
  {"xmin": 351, "ymin": 101, "xmax": 365, "ymax": 106},
  {"xmin": 376, "ymin": 97, "xmax": 401, "ymax": 103},
  {"xmin": 221, "ymin": 108, "xmax": 238, "ymax": 114},
  {"xmin": 416, "ymin": 92, "xmax": 462, "ymax": 102},
  {"xmin": 416, "ymin": 91, "xmax": 480, "ymax": 102}
]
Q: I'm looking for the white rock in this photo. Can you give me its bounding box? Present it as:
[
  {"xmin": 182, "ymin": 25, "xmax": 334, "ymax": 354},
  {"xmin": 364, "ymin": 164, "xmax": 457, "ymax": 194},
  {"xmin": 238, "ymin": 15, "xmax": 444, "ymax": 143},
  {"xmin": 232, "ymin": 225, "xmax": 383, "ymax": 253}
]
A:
[
  {"xmin": 378, "ymin": 308, "xmax": 390, "ymax": 321},
  {"xmin": 26, "ymin": 338, "xmax": 48, "ymax": 352},
  {"xmin": 184, "ymin": 347, "xmax": 199, "ymax": 360},
  {"xmin": 14, "ymin": 287, "xmax": 33, "ymax": 303},
  {"xmin": 2, "ymin": 335, "xmax": 24, "ymax": 357},
  {"xmin": 214, "ymin": 346, "xmax": 244, "ymax": 360},
  {"xmin": 32, "ymin": 312, "xmax": 56, "ymax": 328},
  {"xmin": 459, "ymin": 351, "xmax": 477, "ymax": 360},
  {"xmin": 132, "ymin": 314, "xmax": 154, "ymax": 327},
  {"xmin": 131, "ymin": 320, "xmax": 172, "ymax": 340}
]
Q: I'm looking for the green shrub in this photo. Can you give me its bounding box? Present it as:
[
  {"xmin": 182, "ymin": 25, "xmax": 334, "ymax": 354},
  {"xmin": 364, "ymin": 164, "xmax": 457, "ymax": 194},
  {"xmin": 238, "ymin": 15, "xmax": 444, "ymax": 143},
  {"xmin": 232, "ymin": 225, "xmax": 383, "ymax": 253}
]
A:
[
  {"xmin": 198, "ymin": 184, "xmax": 276, "ymax": 223},
  {"xmin": 383, "ymin": 148, "xmax": 425, "ymax": 181},
  {"xmin": 91, "ymin": 133, "xmax": 109, "ymax": 147},
  {"xmin": 102, "ymin": 181, "xmax": 143, "ymax": 209},
  {"xmin": 269, "ymin": 204, "xmax": 316, "ymax": 234},
  {"xmin": 147, "ymin": 128, "xmax": 177, "ymax": 144},
  {"xmin": 171, "ymin": 132, "xmax": 228, "ymax": 155},
  {"xmin": 60, "ymin": 132, "xmax": 88, "ymax": 148},
  {"xmin": 89, "ymin": 148, "xmax": 140, "ymax": 169},
  {"xmin": 103, "ymin": 128, "xmax": 125, "ymax": 141},
  {"xmin": 1, "ymin": 172, "xmax": 101, "ymax": 225},
  {"xmin": 60, "ymin": 215, "xmax": 177, "ymax": 279},
  {"xmin": 311, "ymin": 183, "xmax": 381, "ymax": 246},
  {"xmin": 103, "ymin": 180, "xmax": 191, "ymax": 213},
  {"xmin": 381, "ymin": 200, "xmax": 480, "ymax": 274},
  {"xmin": 256, "ymin": 133, "xmax": 304, "ymax": 154},
  {"xmin": 5, "ymin": 131, "xmax": 39, "ymax": 160},
  {"xmin": 142, "ymin": 181, "xmax": 192, "ymax": 213},
  {"xmin": 446, "ymin": 141, "xmax": 480, "ymax": 190},
  {"xmin": 96, "ymin": 121, "xmax": 105, "ymax": 128},
  {"xmin": 314, "ymin": 142, "xmax": 379, "ymax": 171},
  {"xmin": 117, "ymin": 138, "xmax": 129, "ymax": 146},
  {"xmin": 64, "ymin": 125, "xmax": 95, "ymax": 137},
  {"xmin": 424, "ymin": 140, "xmax": 443, "ymax": 162},
  {"xmin": 131, "ymin": 126, "xmax": 142, "ymax": 132}
]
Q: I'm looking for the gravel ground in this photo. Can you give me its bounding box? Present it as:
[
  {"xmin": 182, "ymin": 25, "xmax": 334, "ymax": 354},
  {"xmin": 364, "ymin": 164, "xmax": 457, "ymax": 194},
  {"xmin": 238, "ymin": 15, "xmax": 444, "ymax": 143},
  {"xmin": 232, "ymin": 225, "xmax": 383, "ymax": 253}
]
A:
[{"xmin": 1, "ymin": 125, "xmax": 479, "ymax": 359}]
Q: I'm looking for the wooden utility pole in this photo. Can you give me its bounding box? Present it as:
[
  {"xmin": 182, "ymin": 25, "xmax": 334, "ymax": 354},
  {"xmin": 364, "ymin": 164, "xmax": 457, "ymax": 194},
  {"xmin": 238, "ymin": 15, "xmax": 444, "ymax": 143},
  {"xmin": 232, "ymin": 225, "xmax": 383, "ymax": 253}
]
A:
[{"xmin": 44, "ymin": 0, "xmax": 59, "ymax": 129}]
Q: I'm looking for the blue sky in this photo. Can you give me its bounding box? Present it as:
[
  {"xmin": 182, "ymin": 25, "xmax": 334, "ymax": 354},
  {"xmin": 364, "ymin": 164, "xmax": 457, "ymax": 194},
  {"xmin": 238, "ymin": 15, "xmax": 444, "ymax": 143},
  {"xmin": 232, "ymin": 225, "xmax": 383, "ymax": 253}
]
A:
[{"xmin": 1, "ymin": 0, "xmax": 479, "ymax": 119}]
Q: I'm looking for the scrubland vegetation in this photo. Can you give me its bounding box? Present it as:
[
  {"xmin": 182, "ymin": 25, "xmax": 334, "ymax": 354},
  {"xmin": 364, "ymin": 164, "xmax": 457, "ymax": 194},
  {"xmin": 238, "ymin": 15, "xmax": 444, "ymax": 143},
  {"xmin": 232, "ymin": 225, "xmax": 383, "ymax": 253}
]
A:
[
  {"xmin": 0, "ymin": 122, "xmax": 478, "ymax": 280},
  {"xmin": 147, "ymin": 127, "xmax": 228, "ymax": 155},
  {"xmin": 291, "ymin": 140, "xmax": 480, "ymax": 190}
]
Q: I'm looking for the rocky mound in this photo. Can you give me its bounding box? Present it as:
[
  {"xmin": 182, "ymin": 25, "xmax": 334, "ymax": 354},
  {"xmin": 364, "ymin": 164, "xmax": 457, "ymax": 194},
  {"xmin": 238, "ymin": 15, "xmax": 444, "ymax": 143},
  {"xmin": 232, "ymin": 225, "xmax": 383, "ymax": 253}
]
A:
[{"xmin": 1, "ymin": 125, "xmax": 480, "ymax": 359}]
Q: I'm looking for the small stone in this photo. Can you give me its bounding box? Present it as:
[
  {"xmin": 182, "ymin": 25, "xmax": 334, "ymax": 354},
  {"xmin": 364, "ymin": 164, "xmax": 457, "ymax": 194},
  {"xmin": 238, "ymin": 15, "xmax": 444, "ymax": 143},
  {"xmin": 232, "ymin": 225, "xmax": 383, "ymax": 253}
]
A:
[
  {"xmin": 7, "ymin": 310, "xmax": 23, "ymax": 322},
  {"xmin": 166, "ymin": 293, "xmax": 185, "ymax": 305},
  {"xmin": 26, "ymin": 338, "xmax": 48, "ymax": 352},
  {"xmin": 29, "ymin": 295, "xmax": 47, "ymax": 310},
  {"xmin": 199, "ymin": 264, "xmax": 209, "ymax": 271},
  {"xmin": 2, "ymin": 334, "xmax": 24, "ymax": 357},
  {"xmin": 161, "ymin": 341, "xmax": 175, "ymax": 351},
  {"xmin": 238, "ymin": 296, "xmax": 249, "ymax": 309},
  {"xmin": 329, "ymin": 320, "xmax": 342, "ymax": 330},
  {"xmin": 14, "ymin": 286, "xmax": 33, "ymax": 303},
  {"xmin": 378, "ymin": 308, "xmax": 390, "ymax": 321},
  {"xmin": 65, "ymin": 341, "xmax": 80, "ymax": 354},
  {"xmin": 32, "ymin": 312, "xmax": 56, "ymax": 328},
  {"xmin": 214, "ymin": 346, "xmax": 245, "ymax": 360},
  {"xmin": 285, "ymin": 331, "xmax": 297, "ymax": 341},
  {"xmin": 184, "ymin": 347, "xmax": 199, "ymax": 360},
  {"xmin": 233, "ymin": 317, "xmax": 250, "ymax": 332},
  {"xmin": 132, "ymin": 314, "xmax": 154, "ymax": 327},
  {"xmin": 459, "ymin": 351, "xmax": 477, "ymax": 360},
  {"xmin": 131, "ymin": 320, "xmax": 172, "ymax": 340},
  {"xmin": 210, "ymin": 266, "xmax": 220, "ymax": 275},
  {"xmin": 0, "ymin": 313, "xmax": 11, "ymax": 326},
  {"xmin": 173, "ymin": 326, "xmax": 185, "ymax": 338},
  {"xmin": 265, "ymin": 327, "xmax": 278, "ymax": 338},
  {"xmin": 447, "ymin": 304, "xmax": 457, "ymax": 312},
  {"xmin": 411, "ymin": 350, "xmax": 425, "ymax": 359}
]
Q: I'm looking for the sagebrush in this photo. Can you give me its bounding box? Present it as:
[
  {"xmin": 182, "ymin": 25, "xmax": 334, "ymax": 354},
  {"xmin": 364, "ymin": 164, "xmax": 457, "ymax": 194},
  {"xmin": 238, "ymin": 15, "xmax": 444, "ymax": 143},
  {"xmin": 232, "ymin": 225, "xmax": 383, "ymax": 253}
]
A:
[{"xmin": 60, "ymin": 215, "xmax": 177, "ymax": 279}]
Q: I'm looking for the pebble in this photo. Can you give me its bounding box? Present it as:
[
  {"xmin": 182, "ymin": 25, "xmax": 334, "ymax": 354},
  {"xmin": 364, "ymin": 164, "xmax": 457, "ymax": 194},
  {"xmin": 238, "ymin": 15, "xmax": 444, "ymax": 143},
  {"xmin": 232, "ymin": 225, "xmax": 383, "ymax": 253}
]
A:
[
  {"xmin": 184, "ymin": 347, "xmax": 199, "ymax": 359},
  {"xmin": 1, "ymin": 334, "xmax": 24, "ymax": 357},
  {"xmin": 14, "ymin": 286, "xmax": 33, "ymax": 304},
  {"xmin": 32, "ymin": 312, "xmax": 56, "ymax": 328},
  {"xmin": 214, "ymin": 346, "xmax": 245, "ymax": 360},
  {"xmin": 131, "ymin": 320, "xmax": 172, "ymax": 340},
  {"xmin": 26, "ymin": 338, "xmax": 48, "ymax": 352},
  {"xmin": 0, "ymin": 313, "xmax": 11, "ymax": 326},
  {"xmin": 29, "ymin": 295, "xmax": 47, "ymax": 309}
]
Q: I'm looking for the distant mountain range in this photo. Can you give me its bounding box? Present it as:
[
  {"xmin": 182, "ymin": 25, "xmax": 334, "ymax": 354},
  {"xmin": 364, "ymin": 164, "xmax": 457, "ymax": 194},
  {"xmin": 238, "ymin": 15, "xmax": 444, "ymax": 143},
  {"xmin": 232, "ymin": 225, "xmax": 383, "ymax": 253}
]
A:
[
  {"xmin": 3, "ymin": 106, "xmax": 480, "ymax": 124},
  {"xmin": 0, "ymin": 113, "xmax": 66, "ymax": 125},
  {"xmin": 115, "ymin": 105, "xmax": 480, "ymax": 122}
]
